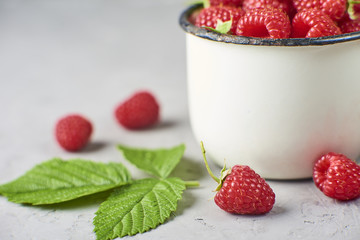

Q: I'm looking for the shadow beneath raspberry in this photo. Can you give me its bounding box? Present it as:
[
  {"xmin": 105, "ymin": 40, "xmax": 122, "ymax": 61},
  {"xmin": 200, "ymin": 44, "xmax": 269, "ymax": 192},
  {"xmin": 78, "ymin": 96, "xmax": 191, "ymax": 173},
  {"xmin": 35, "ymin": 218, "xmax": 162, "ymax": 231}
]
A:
[
  {"xmin": 81, "ymin": 141, "xmax": 107, "ymax": 153},
  {"xmin": 231, "ymin": 204, "xmax": 287, "ymax": 220},
  {"xmin": 127, "ymin": 119, "xmax": 178, "ymax": 132},
  {"xmin": 155, "ymin": 120, "xmax": 177, "ymax": 129},
  {"xmin": 140, "ymin": 119, "xmax": 177, "ymax": 131},
  {"xmin": 266, "ymin": 205, "xmax": 287, "ymax": 216}
]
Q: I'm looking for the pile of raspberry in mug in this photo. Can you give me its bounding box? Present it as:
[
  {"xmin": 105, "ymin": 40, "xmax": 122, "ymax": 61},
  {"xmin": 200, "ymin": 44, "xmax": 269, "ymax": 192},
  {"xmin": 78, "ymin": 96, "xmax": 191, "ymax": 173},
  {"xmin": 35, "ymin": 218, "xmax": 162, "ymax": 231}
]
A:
[{"xmin": 191, "ymin": 0, "xmax": 360, "ymax": 38}]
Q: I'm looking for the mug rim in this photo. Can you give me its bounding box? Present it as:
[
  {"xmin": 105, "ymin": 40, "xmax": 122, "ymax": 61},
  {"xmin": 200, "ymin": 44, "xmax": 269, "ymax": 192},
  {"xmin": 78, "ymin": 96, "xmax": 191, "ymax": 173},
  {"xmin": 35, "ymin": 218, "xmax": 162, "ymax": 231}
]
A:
[{"xmin": 179, "ymin": 4, "xmax": 360, "ymax": 46}]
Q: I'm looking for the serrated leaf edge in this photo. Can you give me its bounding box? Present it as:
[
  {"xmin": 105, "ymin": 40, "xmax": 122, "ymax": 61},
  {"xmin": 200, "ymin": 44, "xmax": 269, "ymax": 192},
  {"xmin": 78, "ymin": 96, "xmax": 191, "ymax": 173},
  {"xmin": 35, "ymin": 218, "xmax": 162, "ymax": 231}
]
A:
[
  {"xmin": 117, "ymin": 143, "xmax": 186, "ymax": 179},
  {"xmin": 93, "ymin": 178, "xmax": 186, "ymax": 240},
  {"xmin": 0, "ymin": 158, "xmax": 132, "ymax": 205}
]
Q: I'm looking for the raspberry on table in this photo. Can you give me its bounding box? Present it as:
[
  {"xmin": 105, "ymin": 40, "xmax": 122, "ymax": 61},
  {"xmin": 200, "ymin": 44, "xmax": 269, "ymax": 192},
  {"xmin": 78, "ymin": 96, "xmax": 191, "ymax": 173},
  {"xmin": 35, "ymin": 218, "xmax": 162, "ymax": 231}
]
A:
[
  {"xmin": 215, "ymin": 165, "xmax": 276, "ymax": 214},
  {"xmin": 195, "ymin": 6, "xmax": 245, "ymax": 34},
  {"xmin": 235, "ymin": 7, "xmax": 291, "ymax": 38},
  {"xmin": 201, "ymin": 142, "xmax": 275, "ymax": 215},
  {"xmin": 291, "ymin": 8, "xmax": 342, "ymax": 38},
  {"xmin": 55, "ymin": 114, "xmax": 93, "ymax": 151},
  {"xmin": 114, "ymin": 91, "xmax": 160, "ymax": 130},
  {"xmin": 313, "ymin": 152, "xmax": 360, "ymax": 201}
]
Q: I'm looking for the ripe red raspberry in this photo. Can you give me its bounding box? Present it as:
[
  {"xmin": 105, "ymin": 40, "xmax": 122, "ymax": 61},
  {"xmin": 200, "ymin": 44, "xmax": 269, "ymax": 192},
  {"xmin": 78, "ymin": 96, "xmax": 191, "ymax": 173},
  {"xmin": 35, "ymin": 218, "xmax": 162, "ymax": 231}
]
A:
[
  {"xmin": 201, "ymin": 142, "xmax": 275, "ymax": 215},
  {"xmin": 215, "ymin": 165, "xmax": 276, "ymax": 214},
  {"xmin": 55, "ymin": 114, "xmax": 93, "ymax": 151},
  {"xmin": 354, "ymin": 3, "xmax": 360, "ymax": 16},
  {"xmin": 209, "ymin": 0, "xmax": 243, "ymax": 7},
  {"xmin": 242, "ymin": 0, "xmax": 293, "ymax": 16},
  {"xmin": 195, "ymin": 6, "xmax": 244, "ymax": 34},
  {"xmin": 115, "ymin": 91, "xmax": 160, "ymax": 130},
  {"xmin": 292, "ymin": 0, "xmax": 347, "ymax": 21},
  {"xmin": 235, "ymin": 7, "xmax": 291, "ymax": 38},
  {"xmin": 291, "ymin": 9, "xmax": 342, "ymax": 38},
  {"xmin": 313, "ymin": 152, "xmax": 360, "ymax": 201},
  {"xmin": 339, "ymin": 16, "xmax": 360, "ymax": 33}
]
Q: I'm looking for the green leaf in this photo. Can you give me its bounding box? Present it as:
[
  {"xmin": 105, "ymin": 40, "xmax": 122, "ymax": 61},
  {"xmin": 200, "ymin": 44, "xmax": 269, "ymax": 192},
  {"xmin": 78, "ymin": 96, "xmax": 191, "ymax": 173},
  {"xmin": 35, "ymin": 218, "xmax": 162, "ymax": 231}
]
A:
[
  {"xmin": 205, "ymin": 19, "xmax": 233, "ymax": 34},
  {"xmin": 117, "ymin": 144, "xmax": 185, "ymax": 179},
  {"xmin": 0, "ymin": 158, "xmax": 131, "ymax": 205},
  {"xmin": 187, "ymin": 0, "xmax": 209, "ymax": 8},
  {"xmin": 215, "ymin": 19, "xmax": 232, "ymax": 34},
  {"xmin": 93, "ymin": 177, "xmax": 186, "ymax": 240},
  {"xmin": 348, "ymin": 1, "xmax": 360, "ymax": 20}
]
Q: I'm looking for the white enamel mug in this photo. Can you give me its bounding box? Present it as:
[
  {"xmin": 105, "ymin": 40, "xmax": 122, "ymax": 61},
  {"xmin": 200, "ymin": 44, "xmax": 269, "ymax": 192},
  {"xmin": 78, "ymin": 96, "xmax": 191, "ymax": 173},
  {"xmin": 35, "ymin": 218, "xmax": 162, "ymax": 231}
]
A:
[{"xmin": 180, "ymin": 5, "xmax": 360, "ymax": 179}]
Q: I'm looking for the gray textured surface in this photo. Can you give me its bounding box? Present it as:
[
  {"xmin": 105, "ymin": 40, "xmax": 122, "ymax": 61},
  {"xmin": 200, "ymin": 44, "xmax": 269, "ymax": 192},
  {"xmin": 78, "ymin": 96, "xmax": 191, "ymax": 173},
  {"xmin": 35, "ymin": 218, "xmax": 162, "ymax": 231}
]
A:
[{"xmin": 0, "ymin": 1, "xmax": 360, "ymax": 239}]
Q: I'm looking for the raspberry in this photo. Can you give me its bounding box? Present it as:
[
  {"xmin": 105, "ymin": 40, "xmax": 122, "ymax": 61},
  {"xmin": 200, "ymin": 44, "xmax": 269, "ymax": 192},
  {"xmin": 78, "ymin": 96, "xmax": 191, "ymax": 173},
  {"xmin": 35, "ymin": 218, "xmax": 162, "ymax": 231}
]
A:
[
  {"xmin": 313, "ymin": 152, "xmax": 360, "ymax": 201},
  {"xmin": 215, "ymin": 165, "xmax": 276, "ymax": 214},
  {"xmin": 291, "ymin": 9, "xmax": 342, "ymax": 38},
  {"xmin": 195, "ymin": 6, "xmax": 244, "ymax": 34},
  {"xmin": 292, "ymin": 0, "xmax": 347, "ymax": 21},
  {"xmin": 354, "ymin": 3, "xmax": 360, "ymax": 16},
  {"xmin": 201, "ymin": 142, "xmax": 275, "ymax": 215},
  {"xmin": 339, "ymin": 16, "xmax": 360, "ymax": 33},
  {"xmin": 209, "ymin": 0, "xmax": 243, "ymax": 7},
  {"xmin": 55, "ymin": 114, "xmax": 93, "ymax": 151},
  {"xmin": 114, "ymin": 91, "xmax": 160, "ymax": 130},
  {"xmin": 235, "ymin": 7, "xmax": 291, "ymax": 38},
  {"xmin": 242, "ymin": 0, "xmax": 293, "ymax": 16}
]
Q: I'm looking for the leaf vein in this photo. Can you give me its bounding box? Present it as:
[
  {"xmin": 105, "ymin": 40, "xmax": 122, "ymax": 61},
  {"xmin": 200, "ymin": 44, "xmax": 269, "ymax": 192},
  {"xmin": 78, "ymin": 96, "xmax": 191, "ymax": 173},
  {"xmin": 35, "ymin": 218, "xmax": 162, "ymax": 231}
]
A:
[
  {"xmin": 152, "ymin": 190, "xmax": 163, "ymax": 223},
  {"xmin": 157, "ymin": 190, "xmax": 176, "ymax": 211},
  {"xmin": 47, "ymin": 164, "xmax": 102, "ymax": 185},
  {"xmin": 163, "ymin": 179, "xmax": 182, "ymax": 197},
  {"xmin": 71, "ymin": 161, "xmax": 121, "ymax": 184},
  {"xmin": 31, "ymin": 171, "xmax": 76, "ymax": 187}
]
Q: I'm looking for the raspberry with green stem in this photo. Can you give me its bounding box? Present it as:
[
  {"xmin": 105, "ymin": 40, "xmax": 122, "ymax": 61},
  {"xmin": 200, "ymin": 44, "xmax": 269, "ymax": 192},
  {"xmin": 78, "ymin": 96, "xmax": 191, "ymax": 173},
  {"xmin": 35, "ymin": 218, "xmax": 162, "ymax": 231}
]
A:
[
  {"xmin": 201, "ymin": 141, "xmax": 230, "ymax": 191},
  {"xmin": 200, "ymin": 141, "xmax": 275, "ymax": 215}
]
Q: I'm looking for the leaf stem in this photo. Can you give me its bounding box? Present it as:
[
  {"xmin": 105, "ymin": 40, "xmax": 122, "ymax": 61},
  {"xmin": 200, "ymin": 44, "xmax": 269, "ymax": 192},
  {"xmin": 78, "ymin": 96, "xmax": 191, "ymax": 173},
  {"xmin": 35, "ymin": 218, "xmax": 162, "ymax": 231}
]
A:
[
  {"xmin": 200, "ymin": 141, "xmax": 220, "ymax": 183},
  {"xmin": 184, "ymin": 181, "xmax": 200, "ymax": 187}
]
